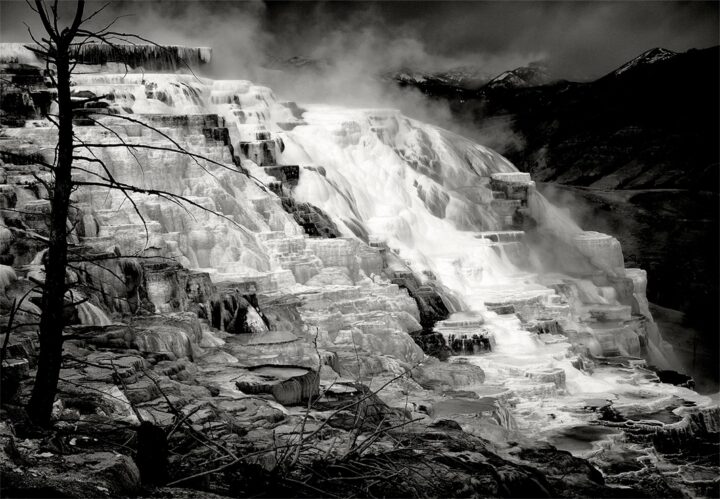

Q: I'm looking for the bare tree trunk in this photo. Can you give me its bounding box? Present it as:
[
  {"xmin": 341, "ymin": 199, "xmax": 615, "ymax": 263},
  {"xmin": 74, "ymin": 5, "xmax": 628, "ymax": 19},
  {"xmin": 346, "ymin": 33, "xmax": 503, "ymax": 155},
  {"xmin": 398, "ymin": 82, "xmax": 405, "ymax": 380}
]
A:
[
  {"xmin": 22, "ymin": 0, "xmax": 227, "ymax": 426},
  {"xmin": 27, "ymin": 46, "xmax": 74, "ymax": 427}
]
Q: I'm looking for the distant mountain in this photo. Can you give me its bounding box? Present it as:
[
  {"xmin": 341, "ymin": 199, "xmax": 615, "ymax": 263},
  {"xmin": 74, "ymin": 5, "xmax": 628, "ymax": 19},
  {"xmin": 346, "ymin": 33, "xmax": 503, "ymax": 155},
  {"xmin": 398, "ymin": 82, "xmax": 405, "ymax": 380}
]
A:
[
  {"xmin": 481, "ymin": 46, "xmax": 718, "ymax": 191},
  {"xmin": 484, "ymin": 62, "xmax": 551, "ymax": 90},
  {"xmin": 611, "ymin": 47, "xmax": 677, "ymax": 77},
  {"xmin": 390, "ymin": 61, "xmax": 553, "ymax": 97},
  {"xmin": 395, "ymin": 46, "xmax": 718, "ymax": 191},
  {"xmin": 263, "ymin": 55, "xmax": 330, "ymax": 72},
  {"xmin": 392, "ymin": 66, "xmax": 492, "ymax": 91},
  {"xmin": 266, "ymin": 57, "xmax": 549, "ymax": 96},
  {"xmin": 390, "ymin": 61, "xmax": 553, "ymax": 98}
]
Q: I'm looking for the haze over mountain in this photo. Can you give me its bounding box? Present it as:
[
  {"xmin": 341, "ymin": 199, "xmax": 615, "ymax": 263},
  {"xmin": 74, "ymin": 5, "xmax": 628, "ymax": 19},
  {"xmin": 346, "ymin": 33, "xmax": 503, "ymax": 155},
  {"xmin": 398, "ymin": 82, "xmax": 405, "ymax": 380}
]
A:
[{"xmin": 390, "ymin": 45, "xmax": 720, "ymax": 385}]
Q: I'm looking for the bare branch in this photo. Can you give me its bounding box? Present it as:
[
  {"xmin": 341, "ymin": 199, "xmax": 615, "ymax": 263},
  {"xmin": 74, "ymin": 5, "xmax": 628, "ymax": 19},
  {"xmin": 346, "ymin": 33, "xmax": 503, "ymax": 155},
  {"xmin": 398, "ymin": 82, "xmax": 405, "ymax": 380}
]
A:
[
  {"xmin": 1, "ymin": 224, "xmax": 50, "ymax": 245},
  {"xmin": 1, "ymin": 300, "xmax": 20, "ymax": 364},
  {"xmin": 71, "ymin": 129, "xmax": 151, "ymax": 249},
  {"xmin": 50, "ymin": 0, "xmax": 59, "ymax": 38},
  {"xmin": 67, "ymin": 261, "xmax": 124, "ymax": 288},
  {"xmin": 80, "ymin": 1, "xmax": 110, "ymax": 25},
  {"xmin": 72, "ymin": 31, "xmax": 201, "ymax": 80},
  {"xmin": 139, "ymin": 368, "xmax": 238, "ymax": 460},
  {"xmin": 24, "ymin": 0, "xmax": 39, "ymax": 14},
  {"xmin": 110, "ymin": 358, "xmax": 144, "ymax": 422},
  {"xmin": 69, "ymin": 114, "xmax": 144, "ymax": 175},
  {"xmin": 73, "ymin": 179, "xmax": 241, "ymax": 230},
  {"xmin": 23, "ymin": 23, "xmax": 54, "ymax": 58},
  {"xmin": 66, "ymin": 0, "xmax": 86, "ymax": 38},
  {"xmin": 85, "ymin": 111, "xmax": 226, "ymax": 181},
  {"xmin": 34, "ymin": 0, "xmax": 58, "ymax": 42}
]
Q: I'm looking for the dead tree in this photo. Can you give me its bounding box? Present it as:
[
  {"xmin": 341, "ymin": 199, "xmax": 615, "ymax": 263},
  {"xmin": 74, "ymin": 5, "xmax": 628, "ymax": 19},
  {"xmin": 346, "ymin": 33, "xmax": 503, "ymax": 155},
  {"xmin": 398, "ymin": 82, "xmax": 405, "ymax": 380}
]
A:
[
  {"xmin": 17, "ymin": 0, "xmax": 255, "ymax": 426},
  {"xmin": 22, "ymin": 0, "xmax": 86, "ymax": 427}
]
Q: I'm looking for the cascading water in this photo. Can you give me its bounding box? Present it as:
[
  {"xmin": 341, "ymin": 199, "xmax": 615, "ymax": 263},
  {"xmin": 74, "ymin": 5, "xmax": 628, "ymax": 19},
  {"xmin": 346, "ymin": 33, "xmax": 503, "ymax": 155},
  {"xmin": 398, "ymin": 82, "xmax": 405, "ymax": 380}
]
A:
[
  {"xmin": 2, "ymin": 45, "xmax": 715, "ymax": 492},
  {"xmin": 76, "ymin": 300, "xmax": 112, "ymax": 327},
  {"xmin": 277, "ymin": 108, "xmax": 586, "ymax": 372},
  {"xmin": 34, "ymin": 65, "xmax": 698, "ymax": 383}
]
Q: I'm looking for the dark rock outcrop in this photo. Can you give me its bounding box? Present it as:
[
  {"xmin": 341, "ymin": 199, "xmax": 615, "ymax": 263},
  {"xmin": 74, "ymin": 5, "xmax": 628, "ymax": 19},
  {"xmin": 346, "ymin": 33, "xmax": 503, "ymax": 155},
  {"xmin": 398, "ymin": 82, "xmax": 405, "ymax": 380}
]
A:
[
  {"xmin": 388, "ymin": 269, "xmax": 450, "ymax": 330},
  {"xmin": 262, "ymin": 165, "xmax": 342, "ymax": 239},
  {"xmin": 410, "ymin": 330, "xmax": 452, "ymax": 360}
]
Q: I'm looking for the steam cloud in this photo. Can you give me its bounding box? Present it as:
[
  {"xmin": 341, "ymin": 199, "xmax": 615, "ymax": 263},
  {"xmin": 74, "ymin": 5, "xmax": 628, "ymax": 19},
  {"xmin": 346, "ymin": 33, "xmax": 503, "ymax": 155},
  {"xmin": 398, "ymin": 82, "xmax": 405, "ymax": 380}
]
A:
[{"xmin": 1, "ymin": 0, "xmax": 717, "ymax": 148}]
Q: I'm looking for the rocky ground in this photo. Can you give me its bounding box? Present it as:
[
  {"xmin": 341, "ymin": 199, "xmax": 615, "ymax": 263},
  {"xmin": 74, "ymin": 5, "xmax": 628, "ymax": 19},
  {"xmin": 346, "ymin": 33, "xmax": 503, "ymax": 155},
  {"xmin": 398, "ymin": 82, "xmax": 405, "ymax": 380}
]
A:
[
  {"xmin": 0, "ymin": 311, "xmax": 678, "ymax": 499},
  {"xmin": 2, "ymin": 275, "xmax": 718, "ymax": 498}
]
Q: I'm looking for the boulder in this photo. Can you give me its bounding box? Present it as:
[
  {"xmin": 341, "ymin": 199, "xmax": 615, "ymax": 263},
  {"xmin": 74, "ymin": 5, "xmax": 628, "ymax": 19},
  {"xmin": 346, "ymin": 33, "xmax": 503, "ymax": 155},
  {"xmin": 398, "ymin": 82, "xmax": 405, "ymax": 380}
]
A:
[
  {"xmin": 56, "ymin": 381, "xmax": 137, "ymax": 421},
  {"xmin": 235, "ymin": 366, "xmax": 319, "ymax": 405},
  {"xmin": 130, "ymin": 313, "xmax": 204, "ymax": 359},
  {"xmin": 64, "ymin": 451, "xmax": 141, "ymax": 495},
  {"xmin": 413, "ymin": 359, "xmax": 485, "ymax": 390},
  {"xmin": 226, "ymin": 296, "xmax": 268, "ymax": 335},
  {"xmin": 0, "ymin": 357, "xmax": 29, "ymax": 402},
  {"xmin": 133, "ymin": 325, "xmax": 195, "ymax": 360}
]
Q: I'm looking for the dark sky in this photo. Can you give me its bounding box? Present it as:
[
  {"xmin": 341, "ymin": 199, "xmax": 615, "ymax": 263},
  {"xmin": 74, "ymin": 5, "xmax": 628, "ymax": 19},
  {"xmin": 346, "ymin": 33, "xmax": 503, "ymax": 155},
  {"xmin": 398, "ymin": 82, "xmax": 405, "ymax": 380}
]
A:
[
  {"xmin": 261, "ymin": 1, "xmax": 719, "ymax": 78},
  {"xmin": 1, "ymin": 1, "xmax": 718, "ymax": 79}
]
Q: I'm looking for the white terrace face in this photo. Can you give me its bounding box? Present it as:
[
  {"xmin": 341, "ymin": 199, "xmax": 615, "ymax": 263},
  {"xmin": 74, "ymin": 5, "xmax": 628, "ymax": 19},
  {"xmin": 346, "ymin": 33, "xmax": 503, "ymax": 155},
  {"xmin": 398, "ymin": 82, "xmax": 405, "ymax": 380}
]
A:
[{"xmin": 0, "ymin": 41, "xmax": 714, "ymax": 496}]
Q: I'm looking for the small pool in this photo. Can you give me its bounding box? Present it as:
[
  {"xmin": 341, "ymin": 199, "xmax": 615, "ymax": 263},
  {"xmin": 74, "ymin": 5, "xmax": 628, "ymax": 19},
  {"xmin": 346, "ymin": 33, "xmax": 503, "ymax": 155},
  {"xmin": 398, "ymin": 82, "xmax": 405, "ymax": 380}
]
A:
[{"xmin": 546, "ymin": 424, "xmax": 621, "ymax": 453}]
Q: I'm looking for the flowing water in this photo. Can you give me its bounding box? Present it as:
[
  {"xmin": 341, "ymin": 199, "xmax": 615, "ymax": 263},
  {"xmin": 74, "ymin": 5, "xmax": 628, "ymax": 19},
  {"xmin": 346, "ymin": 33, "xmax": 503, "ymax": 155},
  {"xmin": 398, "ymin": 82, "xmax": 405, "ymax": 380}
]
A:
[
  {"xmin": 62, "ymin": 71, "xmax": 717, "ymax": 408},
  {"xmin": 76, "ymin": 300, "xmax": 112, "ymax": 327},
  {"xmin": 2, "ymin": 46, "xmax": 717, "ymax": 493}
]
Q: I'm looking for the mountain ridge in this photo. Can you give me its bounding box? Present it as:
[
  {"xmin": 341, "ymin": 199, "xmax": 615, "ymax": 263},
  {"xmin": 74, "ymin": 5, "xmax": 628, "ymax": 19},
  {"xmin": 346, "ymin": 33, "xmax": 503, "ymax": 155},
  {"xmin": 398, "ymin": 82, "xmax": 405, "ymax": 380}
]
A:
[{"xmin": 610, "ymin": 47, "xmax": 678, "ymax": 77}]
